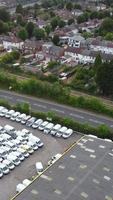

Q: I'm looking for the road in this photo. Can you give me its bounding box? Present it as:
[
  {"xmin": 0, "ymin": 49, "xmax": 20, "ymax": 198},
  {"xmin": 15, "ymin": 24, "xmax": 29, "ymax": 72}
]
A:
[{"xmin": 0, "ymin": 90, "xmax": 113, "ymax": 128}]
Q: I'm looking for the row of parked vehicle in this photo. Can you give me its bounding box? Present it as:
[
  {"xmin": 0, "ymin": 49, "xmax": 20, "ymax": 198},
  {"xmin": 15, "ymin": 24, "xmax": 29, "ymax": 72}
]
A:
[
  {"xmin": 0, "ymin": 124, "xmax": 44, "ymax": 178},
  {"xmin": 0, "ymin": 106, "xmax": 73, "ymax": 138}
]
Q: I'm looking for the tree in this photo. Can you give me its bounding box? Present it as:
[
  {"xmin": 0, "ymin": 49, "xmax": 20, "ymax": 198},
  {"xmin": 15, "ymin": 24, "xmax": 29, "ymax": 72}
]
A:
[
  {"xmin": 18, "ymin": 28, "xmax": 28, "ymax": 41},
  {"xmin": 99, "ymin": 18, "xmax": 113, "ymax": 36},
  {"xmin": 45, "ymin": 25, "xmax": 51, "ymax": 35},
  {"xmin": 77, "ymin": 12, "xmax": 89, "ymax": 24},
  {"xmin": 96, "ymin": 61, "xmax": 113, "ymax": 95},
  {"xmin": 34, "ymin": 28, "xmax": 45, "ymax": 40},
  {"xmin": 58, "ymin": 20, "xmax": 66, "ymax": 28},
  {"xmin": 105, "ymin": 32, "xmax": 113, "ymax": 40},
  {"xmin": 26, "ymin": 22, "xmax": 34, "ymax": 38},
  {"xmin": 68, "ymin": 18, "xmax": 74, "ymax": 25},
  {"xmin": 52, "ymin": 35, "xmax": 60, "ymax": 45},
  {"xmin": 74, "ymin": 3, "xmax": 81, "ymax": 10},
  {"xmin": 16, "ymin": 14, "xmax": 24, "ymax": 25},
  {"xmin": 51, "ymin": 17, "xmax": 58, "ymax": 30},
  {"xmin": 0, "ymin": 20, "xmax": 9, "ymax": 34},
  {"xmin": 0, "ymin": 8, "xmax": 10, "ymax": 22},
  {"xmin": 16, "ymin": 4, "xmax": 23, "ymax": 14},
  {"xmin": 66, "ymin": 2, "xmax": 73, "ymax": 11},
  {"xmin": 94, "ymin": 54, "xmax": 102, "ymax": 70}
]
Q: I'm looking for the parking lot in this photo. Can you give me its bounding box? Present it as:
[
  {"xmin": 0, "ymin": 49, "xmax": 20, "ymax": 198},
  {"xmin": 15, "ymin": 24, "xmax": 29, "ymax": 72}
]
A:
[{"xmin": 0, "ymin": 116, "xmax": 81, "ymax": 200}]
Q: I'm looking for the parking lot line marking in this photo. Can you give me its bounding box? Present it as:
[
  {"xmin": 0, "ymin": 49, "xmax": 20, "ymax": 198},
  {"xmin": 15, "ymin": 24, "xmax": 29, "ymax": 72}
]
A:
[
  {"xmin": 81, "ymin": 192, "xmax": 88, "ymax": 198},
  {"xmin": 40, "ymin": 174, "xmax": 52, "ymax": 181},
  {"xmin": 104, "ymin": 176, "xmax": 111, "ymax": 181},
  {"xmin": 92, "ymin": 178, "xmax": 100, "ymax": 184},
  {"xmin": 89, "ymin": 118, "xmax": 104, "ymax": 124},
  {"xmin": 10, "ymin": 135, "xmax": 85, "ymax": 200}
]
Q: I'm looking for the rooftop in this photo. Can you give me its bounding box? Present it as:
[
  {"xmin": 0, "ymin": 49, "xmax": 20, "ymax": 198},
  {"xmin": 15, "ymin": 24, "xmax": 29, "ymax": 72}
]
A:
[{"xmin": 13, "ymin": 135, "xmax": 113, "ymax": 200}]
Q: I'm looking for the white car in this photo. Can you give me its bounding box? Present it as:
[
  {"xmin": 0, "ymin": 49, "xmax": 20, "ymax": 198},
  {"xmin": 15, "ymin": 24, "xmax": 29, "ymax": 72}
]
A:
[
  {"xmin": 1, "ymin": 133, "xmax": 12, "ymax": 141},
  {"xmin": 5, "ymin": 141, "xmax": 17, "ymax": 151},
  {"xmin": 0, "ymin": 163, "xmax": 10, "ymax": 174},
  {"xmin": 27, "ymin": 141, "xmax": 38, "ymax": 151},
  {"xmin": 50, "ymin": 124, "xmax": 61, "ymax": 136},
  {"xmin": 16, "ymin": 113, "xmax": 26, "ymax": 122},
  {"xmin": 43, "ymin": 123, "xmax": 54, "ymax": 134},
  {"xmin": 28, "ymin": 134, "xmax": 44, "ymax": 148},
  {"xmin": 62, "ymin": 129, "xmax": 73, "ymax": 139},
  {"xmin": 0, "ymin": 108, "xmax": 8, "ymax": 117},
  {"xmin": 26, "ymin": 117, "xmax": 36, "ymax": 127},
  {"xmin": 0, "ymin": 106, "xmax": 5, "ymax": 116},
  {"xmin": 5, "ymin": 110, "xmax": 15, "ymax": 118},
  {"xmin": 11, "ymin": 151, "xmax": 25, "ymax": 161},
  {"xmin": 3, "ymin": 159, "xmax": 15, "ymax": 170},
  {"xmin": 7, "ymin": 154, "xmax": 21, "ymax": 166},
  {"xmin": 16, "ymin": 131, "xmax": 28, "ymax": 140},
  {"xmin": 21, "ymin": 115, "xmax": 31, "ymax": 124},
  {"xmin": 0, "ymin": 125, "xmax": 4, "ymax": 134},
  {"xmin": 10, "ymin": 112, "xmax": 20, "ymax": 121},
  {"xmin": 38, "ymin": 121, "xmax": 49, "ymax": 131},
  {"xmin": 32, "ymin": 119, "xmax": 43, "ymax": 129},
  {"xmin": 56, "ymin": 126, "xmax": 68, "ymax": 137},
  {"xmin": 16, "ymin": 136, "xmax": 27, "ymax": 144},
  {"xmin": 16, "ymin": 183, "xmax": 26, "ymax": 193},
  {"xmin": 20, "ymin": 144, "xmax": 34, "ymax": 154},
  {"xmin": 17, "ymin": 148, "xmax": 29, "ymax": 158}
]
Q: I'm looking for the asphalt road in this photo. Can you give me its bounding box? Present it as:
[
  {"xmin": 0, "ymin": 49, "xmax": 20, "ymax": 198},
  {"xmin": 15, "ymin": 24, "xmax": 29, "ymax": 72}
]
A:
[{"xmin": 0, "ymin": 90, "xmax": 113, "ymax": 128}]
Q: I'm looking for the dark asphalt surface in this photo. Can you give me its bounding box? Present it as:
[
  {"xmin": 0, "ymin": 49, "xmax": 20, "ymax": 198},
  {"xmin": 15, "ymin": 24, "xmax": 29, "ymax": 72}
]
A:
[{"xmin": 0, "ymin": 90, "xmax": 113, "ymax": 128}]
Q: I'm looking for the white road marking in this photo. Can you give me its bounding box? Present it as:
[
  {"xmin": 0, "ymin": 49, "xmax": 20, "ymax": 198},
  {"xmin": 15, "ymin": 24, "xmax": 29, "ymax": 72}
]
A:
[
  {"xmin": 51, "ymin": 108, "xmax": 64, "ymax": 113},
  {"xmin": 89, "ymin": 118, "xmax": 104, "ymax": 124},
  {"xmin": 70, "ymin": 113, "xmax": 84, "ymax": 119},
  {"xmin": 33, "ymin": 103, "xmax": 46, "ymax": 109}
]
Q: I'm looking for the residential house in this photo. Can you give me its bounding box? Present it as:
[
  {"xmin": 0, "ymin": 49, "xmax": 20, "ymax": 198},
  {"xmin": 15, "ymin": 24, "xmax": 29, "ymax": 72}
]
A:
[
  {"xmin": 89, "ymin": 39, "xmax": 113, "ymax": 55},
  {"xmin": 22, "ymin": 40, "xmax": 43, "ymax": 54},
  {"xmin": 68, "ymin": 34, "xmax": 86, "ymax": 48},
  {"xmin": 2, "ymin": 36, "xmax": 24, "ymax": 50},
  {"xmin": 49, "ymin": 45, "xmax": 65, "ymax": 58}
]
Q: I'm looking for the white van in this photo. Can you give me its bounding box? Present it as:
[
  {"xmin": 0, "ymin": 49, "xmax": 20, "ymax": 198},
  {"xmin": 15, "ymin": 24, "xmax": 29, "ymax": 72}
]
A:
[
  {"xmin": 0, "ymin": 106, "xmax": 5, "ymax": 114},
  {"xmin": 35, "ymin": 162, "xmax": 43, "ymax": 173},
  {"xmin": 44, "ymin": 123, "xmax": 54, "ymax": 134},
  {"xmin": 5, "ymin": 141, "xmax": 17, "ymax": 151},
  {"xmin": 21, "ymin": 115, "xmax": 31, "ymax": 124},
  {"xmin": 0, "ymin": 163, "xmax": 10, "ymax": 174},
  {"xmin": 27, "ymin": 141, "xmax": 38, "ymax": 151},
  {"xmin": 16, "ymin": 114, "xmax": 26, "ymax": 122},
  {"xmin": 32, "ymin": 119, "xmax": 43, "ymax": 129},
  {"xmin": 4, "ymin": 125, "xmax": 15, "ymax": 135},
  {"xmin": 22, "ymin": 179, "xmax": 31, "ymax": 187},
  {"xmin": 7, "ymin": 154, "xmax": 21, "ymax": 166},
  {"xmin": 3, "ymin": 159, "xmax": 15, "ymax": 170},
  {"xmin": 10, "ymin": 112, "xmax": 20, "ymax": 121},
  {"xmin": 11, "ymin": 151, "xmax": 25, "ymax": 161},
  {"xmin": 50, "ymin": 124, "xmax": 61, "ymax": 136},
  {"xmin": 1, "ymin": 133, "xmax": 11, "ymax": 141},
  {"xmin": 56, "ymin": 126, "xmax": 67, "ymax": 137},
  {"xmin": 29, "ymin": 134, "xmax": 44, "ymax": 148},
  {"xmin": 0, "ymin": 148, "xmax": 7, "ymax": 159},
  {"xmin": 16, "ymin": 183, "xmax": 26, "ymax": 193},
  {"xmin": 5, "ymin": 110, "xmax": 15, "ymax": 118},
  {"xmin": 38, "ymin": 121, "xmax": 49, "ymax": 131},
  {"xmin": 62, "ymin": 128, "xmax": 73, "ymax": 139},
  {"xmin": 0, "ymin": 108, "xmax": 8, "ymax": 117}
]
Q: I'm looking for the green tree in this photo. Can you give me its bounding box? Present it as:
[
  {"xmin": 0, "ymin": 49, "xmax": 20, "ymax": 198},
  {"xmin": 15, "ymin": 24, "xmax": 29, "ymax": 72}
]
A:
[
  {"xmin": 34, "ymin": 28, "xmax": 45, "ymax": 40},
  {"xmin": 58, "ymin": 20, "xmax": 66, "ymax": 28},
  {"xmin": 16, "ymin": 14, "xmax": 24, "ymax": 26},
  {"xmin": 18, "ymin": 28, "xmax": 28, "ymax": 41},
  {"xmin": 16, "ymin": 4, "xmax": 23, "ymax": 14},
  {"xmin": 66, "ymin": 2, "xmax": 73, "ymax": 11},
  {"xmin": 26, "ymin": 22, "xmax": 34, "ymax": 38},
  {"xmin": 0, "ymin": 20, "xmax": 9, "ymax": 34},
  {"xmin": 52, "ymin": 35, "xmax": 60, "ymax": 45},
  {"xmin": 51, "ymin": 17, "xmax": 58, "ymax": 30},
  {"xmin": 105, "ymin": 32, "xmax": 113, "ymax": 40},
  {"xmin": 96, "ymin": 61, "xmax": 113, "ymax": 95},
  {"xmin": 94, "ymin": 54, "xmax": 102, "ymax": 70},
  {"xmin": 68, "ymin": 18, "xmax": 74, "ymax": 25},
  {"xmin": 99, "ymin": 18, "xmax": 113, "ymax": 36},
  {"xmin": 0, "ymin": 8, "xmax": 10, "ymax": 22},
  {"xmin": 45, "ymin": 25, "xmax": 51, "ymax": 35}
]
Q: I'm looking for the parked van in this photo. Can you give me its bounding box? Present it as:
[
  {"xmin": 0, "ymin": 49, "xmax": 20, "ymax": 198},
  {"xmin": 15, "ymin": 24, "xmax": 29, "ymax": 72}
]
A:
[
  {"xmin": 1, "ymin": 133, "xmax": 11, "ymax": 141},
  {"xmin": 50, "ymin": 124, "xmax": 61, "ymax": 136},
  {"xmin": 27, "ymin": 141, "xmax": 38, "ymax": 151},
  {"xmin": 11, "ymin": 151, "xmax": 25, "ymax": 161},
  {"xmin": 35, "ymin": 162, "xmax": 43, "ymax": 173},
  {"xmin": 17, "ymin": 148, "xmax": 29, "ymax": 158},
  {"xmin": 44, "ymin": 123, "xmax": 54, "ymax": 134},
  {"xmin": 56, "ymin": 126, "xmax": 67, "ymax": 137},
  {"xmin": 0, "ymin": 108, "xmax": 8, "ymax": 117},
  {"xmin": 5, "ymin": 141, "xmax": 17, "ymax": 151},
  {"xmin": 20, "ymin": 144, "xmax": 34, "ymax": 154},
  {"xmin": 29, "ymin": 134, "xmax": 44, "ymax": 148},
  {"xmin": 26, "ymin": 117, "xmax": 36, "ymax": 127},
  {"xmin": 4, "ymin": 125, "xmax": 15, "ymax": 135},
  {"xmin": 5, "ymin": 110, "xmax": 15, "ymax": 118},
  {"xmin": 16, "ymin": 183, "xmax": 26, "ymax": 193},
  {"xmin": 0, "ymin": 163, "xmax": 10, "ymax": 174},
  {"xmin": 21, "ymin": 116, "xmax": 31, "ymax": 124},
  {"xmin": 62, "ymin": 129, "xmax": 73, "ymax": 139},
  {"xmin": 32, "ymin": 119, "xmax": 43, "ymax": 129},
  {"xmin": 38, "ymin": 121, "xmax": 48, "ymax": 131},
  {"xmin": 22, "ymin": 179, "xmax": 31, "ymax": 187},
  {"xmin": 10, "ymin": 112, "xmax": 20, "ymax": 121},
  {"xmin": 7, "ymin": 154, "xmax": 21, "ymax": 166},
  {"xmin": 16, "ymin": 114, "xmax": 26, "ymax": 122},
  {"xmin": 3, "ymin": 159, "xmax": 15, "ymax": 170}
]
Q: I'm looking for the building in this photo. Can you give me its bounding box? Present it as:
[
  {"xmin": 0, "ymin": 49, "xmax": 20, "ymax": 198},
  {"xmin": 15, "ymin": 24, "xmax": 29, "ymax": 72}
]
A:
[{"xmin": 2, "ymin": 36, "xmax": 24, "ymax": 50}]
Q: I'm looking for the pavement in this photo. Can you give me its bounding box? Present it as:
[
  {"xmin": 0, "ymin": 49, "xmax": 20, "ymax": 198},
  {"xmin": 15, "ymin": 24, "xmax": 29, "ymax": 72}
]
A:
[
  {"xmin": 0, "ymin": 90, "xmax": 113, "ymax": 128},
  {"xmin": 12, "ymin": 135, "xmax": 113, "ymax": 200}
]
